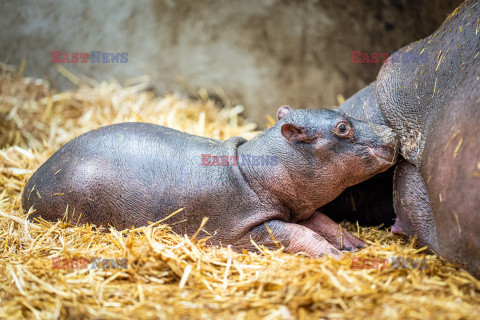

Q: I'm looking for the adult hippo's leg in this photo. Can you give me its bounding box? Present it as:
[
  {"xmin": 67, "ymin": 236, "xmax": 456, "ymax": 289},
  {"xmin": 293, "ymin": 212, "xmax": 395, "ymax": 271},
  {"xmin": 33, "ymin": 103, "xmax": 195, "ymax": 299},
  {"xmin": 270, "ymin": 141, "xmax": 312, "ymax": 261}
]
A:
[{"xmin": 392, "ymin": 160, "xmax": 438, "ymax": 254}]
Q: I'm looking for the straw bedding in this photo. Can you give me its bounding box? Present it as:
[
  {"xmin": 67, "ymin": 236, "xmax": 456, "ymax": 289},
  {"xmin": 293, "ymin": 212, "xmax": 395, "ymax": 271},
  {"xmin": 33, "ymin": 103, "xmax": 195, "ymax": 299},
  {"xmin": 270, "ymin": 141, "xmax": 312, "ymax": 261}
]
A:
[{"xmin": 0, "ymin": 65, "xmax": 479, "ymax": 319}]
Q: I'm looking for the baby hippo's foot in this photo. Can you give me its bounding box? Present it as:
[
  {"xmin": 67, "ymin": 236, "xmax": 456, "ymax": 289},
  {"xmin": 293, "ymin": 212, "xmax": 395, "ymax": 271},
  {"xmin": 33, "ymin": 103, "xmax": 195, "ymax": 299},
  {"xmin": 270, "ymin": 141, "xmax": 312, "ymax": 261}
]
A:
[
  {"xmin": 235, "ymin": 220, "xmax": 345, "ymax": 258},
  {"xmin": 298, "ymin": 211, "xmax": 366, "ymax": 251}
]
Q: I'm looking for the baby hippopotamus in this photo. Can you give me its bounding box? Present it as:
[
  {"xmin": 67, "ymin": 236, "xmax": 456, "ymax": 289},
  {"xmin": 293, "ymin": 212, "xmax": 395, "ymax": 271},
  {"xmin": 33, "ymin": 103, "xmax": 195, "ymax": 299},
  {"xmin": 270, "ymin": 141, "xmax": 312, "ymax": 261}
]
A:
[{"xmin": 23, "ymin": 106, "xmax": 397, "ymax": 257}]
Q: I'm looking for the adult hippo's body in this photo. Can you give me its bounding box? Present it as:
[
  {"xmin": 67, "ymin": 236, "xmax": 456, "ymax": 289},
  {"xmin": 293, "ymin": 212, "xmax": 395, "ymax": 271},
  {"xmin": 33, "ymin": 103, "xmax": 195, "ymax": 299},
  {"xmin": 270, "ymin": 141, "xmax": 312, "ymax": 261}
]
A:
[{"xmin": 333, "ymin": 0, "xmax": 480, "ymax": 276}]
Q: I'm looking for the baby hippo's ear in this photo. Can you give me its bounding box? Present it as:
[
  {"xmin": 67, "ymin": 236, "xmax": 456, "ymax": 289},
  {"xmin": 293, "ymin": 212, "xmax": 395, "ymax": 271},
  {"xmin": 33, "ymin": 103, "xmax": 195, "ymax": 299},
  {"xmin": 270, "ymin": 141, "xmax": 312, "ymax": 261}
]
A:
[
  {"xmin": 281, "ymin": 123, "xmax": 319, "ymax": 143},
  {"xmin": 277, "ymin": 105, "xmax": 294, "ymax": 120}
]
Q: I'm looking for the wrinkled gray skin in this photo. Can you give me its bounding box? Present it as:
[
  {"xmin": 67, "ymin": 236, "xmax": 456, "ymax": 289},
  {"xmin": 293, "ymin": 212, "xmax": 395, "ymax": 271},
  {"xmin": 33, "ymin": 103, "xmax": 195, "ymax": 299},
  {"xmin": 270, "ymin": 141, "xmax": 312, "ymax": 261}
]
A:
[
  {"xmin": 337, "ymin": 0, "xmax": 480, "ymax": 276},
  {"xmin": 23, "ymin": 107, "xmax": 397, "ymax": 257}
]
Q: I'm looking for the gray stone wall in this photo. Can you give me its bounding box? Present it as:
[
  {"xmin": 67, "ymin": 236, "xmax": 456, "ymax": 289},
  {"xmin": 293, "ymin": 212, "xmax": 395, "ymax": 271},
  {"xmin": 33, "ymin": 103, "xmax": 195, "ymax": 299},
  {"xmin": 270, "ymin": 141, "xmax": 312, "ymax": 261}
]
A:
[{"xmin": 0, "ymin": 0, "xmax": 461, "ymax": 126}]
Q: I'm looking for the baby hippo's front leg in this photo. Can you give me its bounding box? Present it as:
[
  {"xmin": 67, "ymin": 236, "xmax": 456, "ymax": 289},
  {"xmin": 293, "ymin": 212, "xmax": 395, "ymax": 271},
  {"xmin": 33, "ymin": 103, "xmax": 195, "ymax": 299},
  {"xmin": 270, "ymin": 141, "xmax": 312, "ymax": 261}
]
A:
[
  {"xmin": 298, "ymin": 211, "xmax": 366, "ymax": 251},
  {"xmin": 234, "ymin": 220, "xmax": 344, "ymax": 257}
]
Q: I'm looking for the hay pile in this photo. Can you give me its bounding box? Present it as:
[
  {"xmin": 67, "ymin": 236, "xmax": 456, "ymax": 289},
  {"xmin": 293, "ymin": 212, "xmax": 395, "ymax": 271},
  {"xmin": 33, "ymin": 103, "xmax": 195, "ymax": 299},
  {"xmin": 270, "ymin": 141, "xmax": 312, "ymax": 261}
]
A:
[{"xmin": 0, "ymin": 65, "xmax": 479, "ymax": 320}]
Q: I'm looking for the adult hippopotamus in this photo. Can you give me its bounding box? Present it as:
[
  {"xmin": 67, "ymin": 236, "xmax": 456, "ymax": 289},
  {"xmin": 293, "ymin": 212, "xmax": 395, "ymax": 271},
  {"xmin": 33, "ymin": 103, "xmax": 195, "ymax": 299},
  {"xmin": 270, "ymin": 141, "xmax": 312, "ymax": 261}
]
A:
[
  {"xmin": 330, "ymin": 0, "xmax": 480, "ymax": 275},
  {"xmin": 23, "ymin": 106, "xmax": 397, "ymax": 257}
]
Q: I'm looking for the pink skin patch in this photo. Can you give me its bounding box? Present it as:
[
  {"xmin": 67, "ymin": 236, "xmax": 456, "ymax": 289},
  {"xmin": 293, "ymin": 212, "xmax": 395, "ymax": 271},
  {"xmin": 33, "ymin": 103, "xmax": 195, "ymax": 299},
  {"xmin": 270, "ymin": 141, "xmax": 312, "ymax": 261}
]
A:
[
  {"xmin": 391, "ymin": 219, "xmax": 405, "ymax": 235},
  {"xmin": 298, "ymin": 211, "xmax": 365, "ymax": 251}
]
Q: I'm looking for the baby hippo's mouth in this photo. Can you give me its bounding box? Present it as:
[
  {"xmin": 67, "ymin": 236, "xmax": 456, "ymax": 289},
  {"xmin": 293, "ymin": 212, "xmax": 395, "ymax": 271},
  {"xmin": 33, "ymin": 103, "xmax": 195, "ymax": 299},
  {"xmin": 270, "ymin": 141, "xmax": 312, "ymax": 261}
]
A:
[
  {"xmin": 364, "ymin": 123, "xmax": 398, "ymax": 169},
  {"xmin": 367, "ymin": 145, "xmax": 397, "ymax": 168}
]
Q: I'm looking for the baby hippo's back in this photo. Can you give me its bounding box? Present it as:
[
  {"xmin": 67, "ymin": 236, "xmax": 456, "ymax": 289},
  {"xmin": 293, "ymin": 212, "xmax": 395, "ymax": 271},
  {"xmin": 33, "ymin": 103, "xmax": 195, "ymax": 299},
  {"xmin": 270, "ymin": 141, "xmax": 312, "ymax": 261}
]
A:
[{"xmin": 22, "ymin": 122, "xmax": 238, "ymax": 231}]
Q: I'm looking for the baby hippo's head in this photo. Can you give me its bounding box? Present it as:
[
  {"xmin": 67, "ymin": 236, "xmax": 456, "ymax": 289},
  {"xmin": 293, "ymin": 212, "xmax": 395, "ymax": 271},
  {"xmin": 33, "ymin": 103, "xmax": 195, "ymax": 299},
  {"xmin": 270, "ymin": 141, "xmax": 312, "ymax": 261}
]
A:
[{"xmin": 277, "ymin": 105, "xmax": 398, "ymax": 191}]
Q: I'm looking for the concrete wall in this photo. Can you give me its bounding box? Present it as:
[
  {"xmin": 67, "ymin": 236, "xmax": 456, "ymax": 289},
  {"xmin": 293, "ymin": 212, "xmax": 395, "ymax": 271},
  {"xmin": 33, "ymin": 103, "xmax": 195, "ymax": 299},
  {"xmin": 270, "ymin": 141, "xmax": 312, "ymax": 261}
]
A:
[{"xmin": 0, "ymin": 0, "xmax": 461, "ymax": 126}]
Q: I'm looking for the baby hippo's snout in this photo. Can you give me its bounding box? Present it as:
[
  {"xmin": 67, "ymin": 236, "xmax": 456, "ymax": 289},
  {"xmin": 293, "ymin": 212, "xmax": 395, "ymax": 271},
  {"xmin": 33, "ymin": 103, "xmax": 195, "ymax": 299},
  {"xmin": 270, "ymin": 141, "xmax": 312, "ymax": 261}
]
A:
[
  {"xmin": 351, "ymin": 119, "xmax": 398, "ymax": 171},
  {"xmin": 367, "ymin": 124, "xmax": 398, "ymax": 166}
]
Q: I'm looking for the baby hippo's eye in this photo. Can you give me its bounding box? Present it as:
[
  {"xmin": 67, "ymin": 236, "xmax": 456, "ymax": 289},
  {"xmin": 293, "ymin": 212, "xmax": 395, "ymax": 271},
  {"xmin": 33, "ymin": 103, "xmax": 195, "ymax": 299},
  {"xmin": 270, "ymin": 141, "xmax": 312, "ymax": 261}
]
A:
[{"xmin": 334, "ymin": 121, "xmax": 352, "ymax": 137}]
